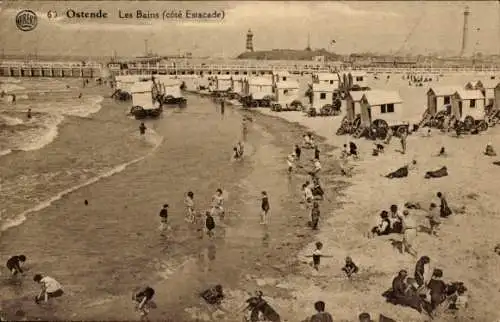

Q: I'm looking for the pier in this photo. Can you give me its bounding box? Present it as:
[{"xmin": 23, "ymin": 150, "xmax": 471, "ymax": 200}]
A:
[
  {"xmin": 1, "ymin": 60, "xmax": 500, "ymax": 78},
  {"xmin": 0, "ymin": 61, "xmax": 101, "ymax": 78}
]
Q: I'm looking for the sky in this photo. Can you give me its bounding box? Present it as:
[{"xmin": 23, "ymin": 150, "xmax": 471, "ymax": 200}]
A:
[{"xmin": 1, "ymin": 1, "xmax": 499, "ymax": 58}]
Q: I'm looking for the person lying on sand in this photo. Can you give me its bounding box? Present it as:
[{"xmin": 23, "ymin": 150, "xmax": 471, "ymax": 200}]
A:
[
  {"xmin": 6, "ymin": 255, "xmax": 26, "ymax": 276},
  {"xmin": 341, "ymin": 256, "xmax": 359, "ymax": 278},
  {"xmin": 484, "ymin": 143, "xmax": 497, "ymax": 157},
  {"xmin": 132, "ymin": 286, "xmax": 155, "ymax": 317},
  {"xmin": 305, "ymin": 242, "xmax": 332, "ymax": 271}
]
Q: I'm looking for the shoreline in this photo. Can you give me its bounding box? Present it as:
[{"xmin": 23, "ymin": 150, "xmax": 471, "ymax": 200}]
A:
[{"xmin": 254, "ymin": 108, "xmax": 500, "ymax": 321}]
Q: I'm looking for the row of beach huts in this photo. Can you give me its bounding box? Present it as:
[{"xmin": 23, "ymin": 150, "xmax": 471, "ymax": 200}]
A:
[{"xmin": 111, "ymin": 71, "xmax": 500, "ymax": 140}]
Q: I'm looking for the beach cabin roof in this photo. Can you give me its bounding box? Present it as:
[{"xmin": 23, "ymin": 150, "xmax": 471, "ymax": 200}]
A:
[
  {"xmin": 232, "ymin": 75, "xmax": 247, "ymax": 81},
  {"xmin": 162, "ymin": 79, "xmax": 181, "ymax": 87},
  {"xmin": 362, "ymin": 90, "xmax": 402, "ymax": 106},
  {"xmin": 348, "ymin": 91, "xmax": 366, "ymax": 102},
  {"xmin": 428, "ymin": 86, "xmax": 461, "ymax": 97},
  {"xmin": 249, "ymin": 77, "xmax": 273, "ymax": 86},
  {"xmin": 276, "ymin": 81, "xmax": 299, "ymax": 89},
  {"xmin": 480, "ymin": 79, "xmax": 499, "ymax": 89},
  {"xmin": 455, "ymin": 89, "xmax": 484, "ymax": 100},
  {"xmin": 312, "ymin": 83, "xmax": 335, "ymax": 92},
  {"xmin": 316, "ymin": 73, "xmax": 340, "ymax": 81},
  {"xmin": 216, "ymin": 75, "xmax": 233, "ymax": 80},
  {"xmin": 273, "ymin": 70, "xmax": 290, "ymax": 76},
  {"xmin": 349, "ymin": 71, "xmax": 367, "ymax": 77},
  {"xmin": 464, "ymin": 80, "xmax": 482, "ymax": 89},
  {"xmin": 130, "ymin": 81, "xmax": 153, "ymax": 93}
]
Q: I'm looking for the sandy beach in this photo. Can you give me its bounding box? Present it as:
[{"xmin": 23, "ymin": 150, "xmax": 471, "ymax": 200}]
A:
[{"xmin": 255, "ymin": 105, "xmax": 500, "ymax": 321}]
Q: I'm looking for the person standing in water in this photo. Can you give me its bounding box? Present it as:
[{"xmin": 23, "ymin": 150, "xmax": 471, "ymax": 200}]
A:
[
  {"xmin": 26, "ymin": 109, "xmax": 32, "ymax": 119},
  {"xmin": 260, "ymin": 191, "xmax": 270, "ymax": 225},
  {"xmin": 158, "ymin": 204, "xmax": 169, "ymax": 235},
  {"xmin": 400, "ymin": 130, "xmax": 408, "ymax": 154},
  {"xmin": 295, "ymin": 144, "xmax": 301, "ymax": 160},
  {"xmin": 6, "ymin": 255, "xmax": 26, "ymax": 276},
  {"xmin": 220, "ymin": 100, "xmax": 225, "ymax": 116},
  {"xmin": 139, "ymin": 122, "xmax": 146, "ymax": 135},
  {"xmin": 211, "ymin": 189, "xmax": 225, "ymax": 220},
  {"xmin": 132, "ymin": 286, "xmax": 155, "ymax": 318},
  {"xmin": 33, "ymin": 274, "xmax": 63, "ymax": 304},
  {"xmin": 184, "ymin": 192, "xmax": 195, "ymax": 223}
]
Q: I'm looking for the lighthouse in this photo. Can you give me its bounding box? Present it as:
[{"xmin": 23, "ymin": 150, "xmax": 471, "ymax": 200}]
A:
[
  {"xmin": 460, "ymin": 6, "xmax": 470, "ymax": 57},
  {"xmin": 246, "ymin": 29, "xmax": 254, "ymax": 52}
]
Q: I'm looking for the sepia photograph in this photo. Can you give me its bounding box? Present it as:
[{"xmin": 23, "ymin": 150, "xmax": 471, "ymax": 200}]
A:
[{"xmin": 1, "ymin": 1, "xmax": 500, "ymax": 321}]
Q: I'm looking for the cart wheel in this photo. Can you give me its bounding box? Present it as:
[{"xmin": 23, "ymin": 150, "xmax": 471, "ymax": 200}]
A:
[
  {"xmin": 373, "ymin": 119, "xmax": 389, "ymax": 130},
  {"xmin": 477, "ymin": 120, "xmax": 488, "ymax": 132},
  {"xmin": 353, "ymin": 115, "xmax": 361, "ymax": 128},
  {"xmin": 464, "ymin": 116, "xmax": 474, "ymax": 130}
]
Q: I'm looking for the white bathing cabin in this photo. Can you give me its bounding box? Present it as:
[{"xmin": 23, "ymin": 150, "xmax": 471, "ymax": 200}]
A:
[
  {"xmin": 312, "ymin": 83, "xmax": 334, "ymax": 110},
  {"xmin": 426, "ymin": 86, "xmax": 461, "ymax": 115},
  {"xmin": 273, "ymin": 70, "xmax": 291, "ymax": 84},
  {"xmin": 248, "ymin": 77, "xmax": 274, "ymax": 98},
  {"xmin": 359, "ymin": 90, "xmax": 404, "ymax": 126},
  {"xmin": 475, "ymin": 80, "xmax": 498, "ymax": 106},
  {"xmin": 215, "ymin": 75, "xmax": 233, "ymax": 92},
  {"xmin": 116, "ymin": 75, "xmax": 142, "ymax": 93},
  {"xmin": 231, "ymin": 76, "xmax": 247, "ymax": 95},
  {"xmin": 451, "ymin": 89, "xmax": 485, "ymax": 121},
  {"xmin": 313, "ymin": 72, "xmax": 340, "ymax": 89},
  {"xmin": 345, "ymin": 91, "xmax": 367, "ymax": 121},
  {"xmin": 275, "ymin": 80, "xmax": 300, "ymax": 105},
  {"xmin": 131, "ymin": 81, "xmax": 154, "ymax": 109},
  {"xmin": 341, "ymin": 71, "xmax": 368, "ymax": 89}
]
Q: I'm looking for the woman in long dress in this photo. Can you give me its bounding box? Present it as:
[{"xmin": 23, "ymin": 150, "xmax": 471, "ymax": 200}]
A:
[{"xmin": 402, "ymin": 210, "xmax": 418, "ymax": 257}]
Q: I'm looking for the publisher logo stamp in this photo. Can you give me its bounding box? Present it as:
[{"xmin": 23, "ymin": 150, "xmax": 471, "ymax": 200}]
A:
[{"xmin": 15, "ymin": 9, "xmax": 38, "ymax": 32}]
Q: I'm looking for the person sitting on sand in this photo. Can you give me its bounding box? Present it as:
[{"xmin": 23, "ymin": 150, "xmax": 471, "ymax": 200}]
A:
[
  {"xmin": 448, "ymin": 284, "xmax": 468, "ymax": 311},
  {"xmin": 6, "ymin": 255, "xmax": 26, "ymax": 276},
  {"xmin": 484, "ymin": 143, "xmax": 497, "ymax": 156},
  {"xmin": 389, "ymin": 205, "xmax": 403, "ymax": 233},
  {"xmin": 437, "ymin": 192, "xmax": 452, "ymax": 218},
  {"xmin": 132, "ymin": 286, "xmax": 155, "ymax": 317},
  {"xmin": 427, "ymin": 269, "xmax": 448, "ymax": 312},
  {"xmin": 305, "ymin": 242, "xmax": 332, "ymax": 271},
  {"xmin": 342, "ymin": 256, "xmax": 359, "ymax": 278},
  {"xmin": 437, "ymin": 146, "xmax": 447, "ymax": 157},
  {"xmin": 200, "ymin": 284, "xmax": 224, "ymax": 305},
  {"xmin": 34, "ymin": 274, "xmax": 63, "ymax": 304},
  {"xmin": 427, "ymin": 203, "xmax": 441, "ymax": 236},
  {"xmin": 414, "ymin": 256, "xmax": 431, "ymax": 289},
  {"xmin": 307, "ymin": 301, "xmax": 334, "ymax": 322},
  {"xmin": 139, "ymin": 122, "xmax": 146, "ymax": 135},
  {"xmin": 371, "ymin": 211, "xmax": 391, "ymax": 237}
]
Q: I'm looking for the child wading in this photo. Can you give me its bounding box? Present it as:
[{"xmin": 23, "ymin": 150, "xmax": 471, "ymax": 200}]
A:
[
  {"xmin": 306, "ymin": 242, "xmax": 332, "ymax": 271},
  {"xmin": 260, "ymin": 191, "xmax": 270, "ymax": 225},
  {"xmin": 205, "ymin": 211, "xmax": 216, "ymax": 238},
  {"xmin": 6, "ymin": 255, "xmax": 26, "ymax": 276},
  {"xmin": 33, "ymin": 274, "xmax": 63, "ymax": 304},
  {"xmin": 139, "ymin": 122, "xmax": 146, "ymax": 135},
  {"xmin": 132, "ymin": 286, "xmax": 155, "ymax": 318},
  {"xmin": 184, "ymin": 191, "xmax": 195, "ymax": 223},
  {"xmin": 158, "ymin": 204, "xmax": 169, "ymax": 236}
]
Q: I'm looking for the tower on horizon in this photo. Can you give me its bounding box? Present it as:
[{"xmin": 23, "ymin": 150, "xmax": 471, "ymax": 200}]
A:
[
  {"xmin": 460, "ymin": 6, "xmax": 470, "ymax": 57},
  {"xmin": 305, "ymin": 32, "xmax": 311, "ymax": 51},
  {"xmin": 246, "ymin": 29, "xmax": 254, "ymax": 52}
]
